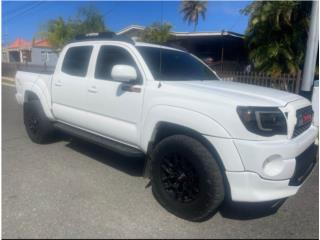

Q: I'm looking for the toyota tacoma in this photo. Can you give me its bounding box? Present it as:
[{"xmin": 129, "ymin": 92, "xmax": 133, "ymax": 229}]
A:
[{"xmin": 15, "ymin": 33, "xmax": 318, "ymax": 221}]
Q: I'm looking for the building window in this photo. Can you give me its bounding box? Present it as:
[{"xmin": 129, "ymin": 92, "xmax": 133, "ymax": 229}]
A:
[
  {"xmin": 22, "ymin": 50, "xmax": 31, "ymax": 62},
  {"xmin": 2, "ymin": 52, "xmax": 7, "ymax": 61},
  {"xmin": 9, "ymin": 51, "xmax": 20, "ymax": 63},
  {"xmin": 41, "ymin": 51, "xmax": 47, "ymax": 62}
]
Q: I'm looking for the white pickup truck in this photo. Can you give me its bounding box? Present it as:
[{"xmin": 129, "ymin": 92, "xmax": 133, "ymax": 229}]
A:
[{"xmin": 15, "ymin": 33, "xmax": 317, "ymax": 221}]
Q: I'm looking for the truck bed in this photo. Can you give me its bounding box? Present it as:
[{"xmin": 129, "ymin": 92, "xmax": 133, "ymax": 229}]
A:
[
  {"xmin": 15, "ymin": 71, "xmax": 53, "ymax": 106},
  {"xmin": 16, "ymin": 64, "xmax": 55, "ymax": 75}
]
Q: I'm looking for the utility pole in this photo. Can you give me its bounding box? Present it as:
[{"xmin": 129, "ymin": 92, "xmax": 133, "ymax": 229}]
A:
[{"xmin": 301, "ymin": 0, "xmax": 319, "ymax": 94}]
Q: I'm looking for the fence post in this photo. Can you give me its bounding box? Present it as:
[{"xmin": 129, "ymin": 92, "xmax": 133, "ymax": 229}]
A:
[{"xmin": 295, "ymin": 70, "xmax": 302, "ymax": 94}]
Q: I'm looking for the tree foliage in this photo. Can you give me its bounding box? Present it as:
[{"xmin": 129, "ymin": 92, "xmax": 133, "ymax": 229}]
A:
[
  {"xmin": 242, "ymin": 1, "xmax": 312, "ymax": 76},
  {"xmin": 75, "ymin": 5, "xmax": 106, "ymax": 34},
  {"xmin": 41, "ymin": 17, "xmax": 75, "ymax": 50},
  {"xmin": 180, "ymin": 1, "xmax": 207, "ymax": 32},
  {"xmin": 141, "ymin": 22, "xmax": 172, "ymax": 44},
  {"xmin": 40, "ymin": 5, "xmax": 106, "ymax": 49}
]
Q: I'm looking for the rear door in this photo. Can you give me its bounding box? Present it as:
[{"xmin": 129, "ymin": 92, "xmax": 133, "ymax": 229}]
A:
[{"xmin": 52, "ymin": 45, "xmax": 93, "ymax": 128}]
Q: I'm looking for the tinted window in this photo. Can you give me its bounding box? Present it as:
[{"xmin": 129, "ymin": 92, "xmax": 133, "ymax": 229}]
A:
[
  {"xmin": 62, "ymin": 46, "xmax": 93, "ymax": 77},
  {"xmin": 137, "ymin": 46, "xmax": 219, "ymax": 81},
  {"xmin": 95, "ymin": 45, "xmax": 140, "ymax": 81}
]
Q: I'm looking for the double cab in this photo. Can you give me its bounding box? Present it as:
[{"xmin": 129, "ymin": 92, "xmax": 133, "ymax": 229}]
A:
[{"xmin": 15, "ymin": 33, "xmax": 318, "ymax": 221}]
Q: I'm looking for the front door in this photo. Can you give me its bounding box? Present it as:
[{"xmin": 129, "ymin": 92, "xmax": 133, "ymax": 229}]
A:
[{"xmin": 85, "ymin": 44, "xmax": 145, "ymax": 146}]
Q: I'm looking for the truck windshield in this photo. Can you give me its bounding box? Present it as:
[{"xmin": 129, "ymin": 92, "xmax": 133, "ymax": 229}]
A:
[{"xmin": 137, "ymin": 46, "xmax": 219, "ymax": 81}]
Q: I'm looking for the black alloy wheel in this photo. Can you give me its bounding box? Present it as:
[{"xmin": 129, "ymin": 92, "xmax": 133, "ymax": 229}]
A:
[
  {"xmin": 24, "ymin": 100, "xmax": 54, "ymax": 144},
  {"xmin": 151, "ymin": 135, "xmax": 225, "ymax": 222},
  {"xmin": 160, "ymin": 152, "xmax": 200, "ymax": 203}
]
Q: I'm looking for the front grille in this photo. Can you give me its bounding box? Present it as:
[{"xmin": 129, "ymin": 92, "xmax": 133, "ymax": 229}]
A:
[
  {"xmin": 289, "ymin": 144, "xmax": 317, "ymax": 186},
  {"xmin": 292, "ymin": 106, "xmax": 313, "ymax": 138}
]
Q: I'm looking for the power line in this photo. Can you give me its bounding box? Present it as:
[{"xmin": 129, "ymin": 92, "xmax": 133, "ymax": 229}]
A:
[
  {"xmin": 228, "ymin": 15, "xmax": 243, "ymax": 32},
  {"xmin": 18, "ymin": 2, "xmax": 45, "ymax": 19},
  {"xmin": 4, "ymin": 1, "xmax": 46, "ymax": 45},
  {"xmin": 3, "ymin": 2, "xmax": 34, "ymax": 17},
  {"xmin": 5, "ymin": 2, "xmax": 40, "ymax": 20},
  {"xmin": 6, "ymin": 1, "xmax": 44, "ymax": 24}
]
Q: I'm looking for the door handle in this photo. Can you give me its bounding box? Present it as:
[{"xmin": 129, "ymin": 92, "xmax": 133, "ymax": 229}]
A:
[
  {"xmin": 55, "ymin": 81, "xmax": 62, "ymax": 86},
  {"xmin": 121, "ymin": 85, "xmax": 141, "ymax": 93},
  {"xmin": 88, "ymin": 86, "xmax": 98, "ymax": 93}
]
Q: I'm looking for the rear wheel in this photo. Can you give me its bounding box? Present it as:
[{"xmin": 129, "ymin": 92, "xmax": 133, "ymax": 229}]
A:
[
  {"xmin": 151, "ymin": 135, "xmax": 225, "ymax": 222},
  {"xmin": 24, "ymin": 100, "xmax": 54, "ymax": 144}
]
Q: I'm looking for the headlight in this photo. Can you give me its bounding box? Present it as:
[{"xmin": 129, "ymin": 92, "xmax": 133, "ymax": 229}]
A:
[{"xmin": 237, "ymin": 106, "xmax": 287, "ymax": 136}]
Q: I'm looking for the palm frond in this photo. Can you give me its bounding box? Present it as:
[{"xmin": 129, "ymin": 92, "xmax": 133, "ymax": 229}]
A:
[
  {"xmin": 180, "ymin": 0, "xmax": 208, "ymax": 31},
  {"xmin": 242, "ymin": 1, "xmax": 311, "ymax": 76}
]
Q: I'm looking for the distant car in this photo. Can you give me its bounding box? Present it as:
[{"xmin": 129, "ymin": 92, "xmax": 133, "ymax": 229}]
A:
[{"xmin": 15, "ymin": 33, "xmax": 317, "ymax": 221}]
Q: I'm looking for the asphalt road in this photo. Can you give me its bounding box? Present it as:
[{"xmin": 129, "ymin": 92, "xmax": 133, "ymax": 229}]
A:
[{"xmin": 2, "ymin": 85, "xmax": 319, "ymax": 239}]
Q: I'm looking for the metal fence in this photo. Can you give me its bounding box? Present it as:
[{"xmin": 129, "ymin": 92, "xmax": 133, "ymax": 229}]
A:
[
  {"xmin": 2, "ymin": 62, "xmax": 302, "ymax": 93},
  {"xmin": 218, "ymin": 71, "xmax": 302, "ymax": 93},
  {"xmin": 2, "ymin": 62, "xmax": 55, "ymax": 78}
]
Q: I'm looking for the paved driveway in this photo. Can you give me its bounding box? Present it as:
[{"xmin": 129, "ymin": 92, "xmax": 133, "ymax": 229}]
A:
[{"xmin": 2, "ymin": 85, "xmax": 319, "ymax": 239}]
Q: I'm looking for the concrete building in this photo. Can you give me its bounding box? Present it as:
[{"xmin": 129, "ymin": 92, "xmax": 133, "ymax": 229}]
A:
[{"xmin": 2, "ymin": 38, "xmax": 58, "ymax": 66}]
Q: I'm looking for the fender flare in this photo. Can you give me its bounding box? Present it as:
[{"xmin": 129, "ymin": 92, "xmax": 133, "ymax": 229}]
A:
[
  {"xmin": 24, "ymin": 83, "xmax": 54, "ymax": 120},
  {"xmin": 140, "ymin": 105, "xmax": 231, "ymax": 152}
]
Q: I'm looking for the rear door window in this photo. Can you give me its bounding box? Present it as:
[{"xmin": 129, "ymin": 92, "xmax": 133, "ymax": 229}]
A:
[{"xmin": 62, "ymin": 46, "xmax": 93, "ymax": 77}]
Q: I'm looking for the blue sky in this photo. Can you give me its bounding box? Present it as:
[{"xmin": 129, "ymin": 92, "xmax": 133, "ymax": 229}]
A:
[{"xmin": 2, "ymin": 1, "xmax": 250, "ymax": 45}]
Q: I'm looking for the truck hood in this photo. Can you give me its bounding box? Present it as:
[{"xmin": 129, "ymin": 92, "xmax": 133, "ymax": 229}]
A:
[{"xmin": 163, "ymin": 80, "xmax": 302, "ymax": 107}]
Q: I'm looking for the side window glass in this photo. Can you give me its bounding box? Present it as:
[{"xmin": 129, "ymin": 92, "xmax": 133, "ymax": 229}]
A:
[
  {"xmin": 95, "ymin": 45, "xmax": 141, "ymax": 82},
  {"xmin": 62, "ymin": 46, "xmax": 93, "ymax": 77}
]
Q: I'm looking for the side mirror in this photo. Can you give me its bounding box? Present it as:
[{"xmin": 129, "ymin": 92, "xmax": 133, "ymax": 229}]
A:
[{"xmin": 111, "ymin": 65, "xmax": 137, "ymax": 83}]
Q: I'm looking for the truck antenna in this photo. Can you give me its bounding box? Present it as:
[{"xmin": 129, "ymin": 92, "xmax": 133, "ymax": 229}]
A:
[{"xmin": 158, "ymin": 0, "xmax": 163, "ymax": 88}]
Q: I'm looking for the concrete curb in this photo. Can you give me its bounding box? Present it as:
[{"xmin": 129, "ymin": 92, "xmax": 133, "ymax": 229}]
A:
[
  {"xmin": 2, "ymin": 76, "xmax": 15, "ymax": 82},
  {"xmin": 2, "ymin": 77, "xmax": 15, "ymax": 87}
]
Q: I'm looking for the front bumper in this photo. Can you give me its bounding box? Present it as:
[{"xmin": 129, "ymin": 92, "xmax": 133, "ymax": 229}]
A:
[
  {"xmin": 226, "ymin": 171, "xmax": 299, "ymax": 202},
  {"xmin": 226, "ymin": 144, "xmax": 317, "ymax": 202},
  {"xmin": 234, "ymin": 125, "xmax": 318, "ymax": 181},
  {"xmin": 205, "ymin": 125, "xmax": 318, "ymax": 202}
]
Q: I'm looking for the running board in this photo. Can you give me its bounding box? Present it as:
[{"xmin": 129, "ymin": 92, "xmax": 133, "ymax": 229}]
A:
[{"xmin": 54, "ymin": 122, "xmax": 144, "ymax": 157}]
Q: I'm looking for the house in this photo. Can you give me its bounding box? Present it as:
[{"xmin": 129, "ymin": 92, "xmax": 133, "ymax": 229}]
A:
[
  {"xmin": 2, "ymin": 26, "xmax": 247, "ymax": 72},
  {"xmin": 116, "ymin": 25, "xmax": 248, "ymax": 72},
  {"xmin": 2, "ymin": 38, "xmax": 58, "ymax": 66}
]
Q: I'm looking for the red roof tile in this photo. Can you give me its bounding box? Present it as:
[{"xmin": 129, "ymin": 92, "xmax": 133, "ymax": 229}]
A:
[
  {"xmin": 33, "ymin": 39, "xmax": 52, "ymax": 48},
  {"xmin": 8, "ymin": 38, "xmax": 52, "ymax": 49},
  {"xmin": 9, "ymin": 38, "xmax": 31, "ymax": 49}
]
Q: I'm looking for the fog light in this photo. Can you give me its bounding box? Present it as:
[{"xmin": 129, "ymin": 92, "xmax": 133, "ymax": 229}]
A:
[{"xmin": 263, "ymin": 155, "xmax": 286, "ymax": 177}]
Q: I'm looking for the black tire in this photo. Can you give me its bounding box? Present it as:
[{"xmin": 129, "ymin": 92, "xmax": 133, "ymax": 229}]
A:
[
  {"xmin": 151, "ymin": 135, "xmax": 225, "ymax": 222},
  {"xmin": 23, "ymin": 100, "xmax": 54, "ymax": 144}
]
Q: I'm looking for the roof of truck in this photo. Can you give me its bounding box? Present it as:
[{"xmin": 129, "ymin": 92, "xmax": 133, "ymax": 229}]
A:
[
  {"xmin": 71, "ymin": 32, "xmax": 185, "ymax": 52},
  {"xmin": 68, "ymin": 40, "xmax": 185, "ymax": 52},
  {"xmin": 135, "ymin": 42, "xmax": 184, "ymax": 52}
]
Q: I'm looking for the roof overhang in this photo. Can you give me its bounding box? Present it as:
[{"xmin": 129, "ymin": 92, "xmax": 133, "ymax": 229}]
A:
[
  {"xmin": 116, "ymin": 25, "xmax": 244, "ymax": 39},
  {"xmin": 117, "ymin": 25, "xmax": 145, "ymax": 35},
  {"xmin": 171, "ymin": 31, "xmax": 243, "ymax": 39}
]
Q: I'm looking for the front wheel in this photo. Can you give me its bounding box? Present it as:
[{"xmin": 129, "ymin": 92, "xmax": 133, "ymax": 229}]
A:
[
  {"xmin": 24, "ymin": 100, "xmax": 54, "ymax": 144},
  {"xmin": 151, "ymin": 135, "xmax": 225, "ymax": 222}
]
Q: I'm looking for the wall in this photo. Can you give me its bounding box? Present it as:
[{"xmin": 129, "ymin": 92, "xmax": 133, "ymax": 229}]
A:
[{"xmin": 30, "ymin": 47, "xmax": 58, "ymax": 66}]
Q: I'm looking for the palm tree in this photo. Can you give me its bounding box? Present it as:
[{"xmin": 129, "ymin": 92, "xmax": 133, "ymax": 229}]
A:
[
  {"xmin": 242, "ymin": 1, "xmax": 312, "ymax": 76},
  {"xmin": 180, "ymin": 1, "xmax": 208, "ymax": 32}
]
